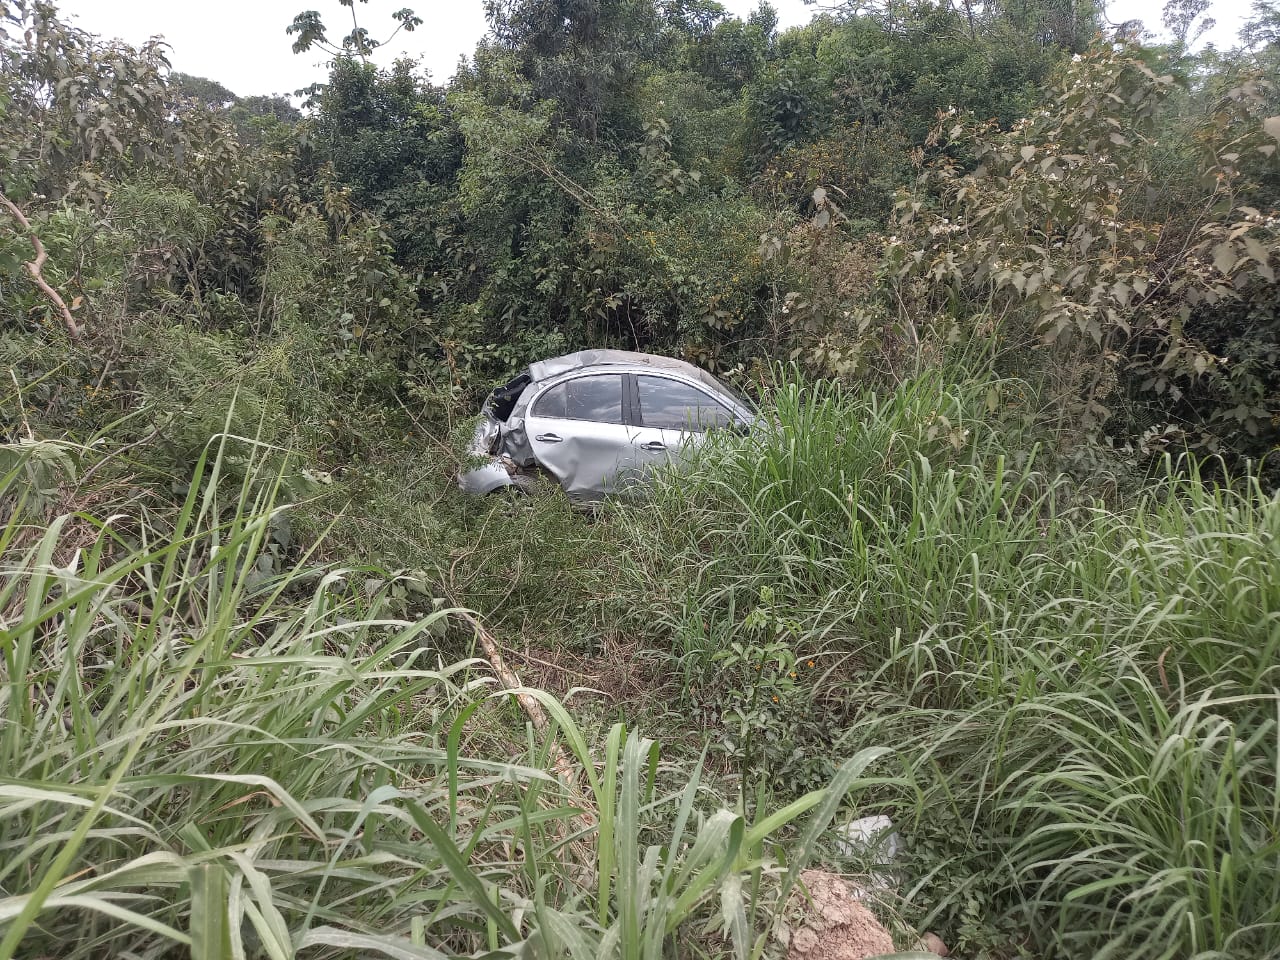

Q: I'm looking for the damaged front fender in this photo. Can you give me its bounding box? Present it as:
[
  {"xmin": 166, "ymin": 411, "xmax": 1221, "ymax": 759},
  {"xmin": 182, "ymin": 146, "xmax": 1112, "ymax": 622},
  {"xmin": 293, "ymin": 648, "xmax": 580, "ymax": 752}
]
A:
[
  {"xmin": 458, "ymin": 413, "xmax": 516, "ymax": 495},
  {"xmin": 458, "ymin": 457, "xmax": 518, "ymax": 495}
]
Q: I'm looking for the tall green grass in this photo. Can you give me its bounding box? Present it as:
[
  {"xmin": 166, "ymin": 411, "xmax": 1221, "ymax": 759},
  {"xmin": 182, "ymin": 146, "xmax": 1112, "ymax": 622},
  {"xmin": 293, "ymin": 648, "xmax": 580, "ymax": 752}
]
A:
[
  {"xmin": 0, "ymin": 436, "xmax": 896, "ymax": 959},
  {"xmin": 611, "ymin": 372, "xmax": 1280, "ymax": 958}
]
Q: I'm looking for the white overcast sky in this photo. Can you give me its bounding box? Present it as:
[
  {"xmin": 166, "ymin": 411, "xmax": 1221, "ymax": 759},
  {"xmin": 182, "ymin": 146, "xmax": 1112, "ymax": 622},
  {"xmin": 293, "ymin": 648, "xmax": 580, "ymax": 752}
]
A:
[{"xmin": 56, "ymin": 0, "xmax": 1254, "ymax": 98}]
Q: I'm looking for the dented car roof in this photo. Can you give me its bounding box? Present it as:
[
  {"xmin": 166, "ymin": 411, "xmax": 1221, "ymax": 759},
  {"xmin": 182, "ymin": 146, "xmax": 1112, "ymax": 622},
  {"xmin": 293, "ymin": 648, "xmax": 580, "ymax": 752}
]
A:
[{"xmin": 526, "ymin": 349, "xmax": 719, "ymax": 387}]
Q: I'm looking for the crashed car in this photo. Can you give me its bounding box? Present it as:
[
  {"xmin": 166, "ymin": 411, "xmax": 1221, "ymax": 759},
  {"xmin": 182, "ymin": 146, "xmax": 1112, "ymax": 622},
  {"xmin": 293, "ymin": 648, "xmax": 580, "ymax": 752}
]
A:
[{"xmin": 458, "ymin": 350, "xmax": 755, "ymax": 499}]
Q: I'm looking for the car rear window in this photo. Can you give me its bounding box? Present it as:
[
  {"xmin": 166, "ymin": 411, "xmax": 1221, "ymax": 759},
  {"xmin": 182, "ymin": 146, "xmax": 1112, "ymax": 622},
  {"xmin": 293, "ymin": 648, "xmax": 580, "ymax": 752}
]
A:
[
  {"xmin": 531, "ymin": 374, "xmax": 624, "ymax": 423},
  {"xmin": 636, "ymin": 376, "xmax": 734, "ymax": 431}
]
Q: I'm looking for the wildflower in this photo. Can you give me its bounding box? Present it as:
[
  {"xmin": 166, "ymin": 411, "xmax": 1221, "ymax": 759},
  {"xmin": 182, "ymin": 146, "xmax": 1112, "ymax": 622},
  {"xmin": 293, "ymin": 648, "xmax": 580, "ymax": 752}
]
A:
[{"xmin": 807, "ymin": 660, "xmax": 815, "ymax": 668}]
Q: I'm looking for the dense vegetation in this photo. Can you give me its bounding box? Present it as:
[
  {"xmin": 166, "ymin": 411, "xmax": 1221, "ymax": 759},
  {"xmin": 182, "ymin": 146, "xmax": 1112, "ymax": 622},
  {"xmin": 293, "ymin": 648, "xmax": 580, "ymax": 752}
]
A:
[{"xmin": 2, "ymin": 0, "xmax": 1278, "ymax": 956}]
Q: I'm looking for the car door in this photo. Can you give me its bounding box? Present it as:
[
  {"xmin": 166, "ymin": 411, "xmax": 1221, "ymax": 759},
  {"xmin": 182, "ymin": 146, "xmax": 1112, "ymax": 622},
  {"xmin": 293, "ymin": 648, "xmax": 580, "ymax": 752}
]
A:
[
  {"xmin": 521, "ymin": 373, "xmax": 632, "ymax": 497},
  {"xmin": 630, "ymin": 374, "xmax": 738, "ymax": 477}
]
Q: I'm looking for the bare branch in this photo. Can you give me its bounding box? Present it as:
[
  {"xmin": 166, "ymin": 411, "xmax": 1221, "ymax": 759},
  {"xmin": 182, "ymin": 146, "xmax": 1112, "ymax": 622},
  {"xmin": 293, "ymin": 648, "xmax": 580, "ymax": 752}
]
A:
[{"xmin": 0, "ymin": 190, "xmax": 82, "ymax": 339}]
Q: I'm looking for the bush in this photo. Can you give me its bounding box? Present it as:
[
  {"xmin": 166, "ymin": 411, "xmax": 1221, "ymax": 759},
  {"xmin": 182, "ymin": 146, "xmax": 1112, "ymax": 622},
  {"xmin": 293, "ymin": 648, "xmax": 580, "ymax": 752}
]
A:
[
  {"xmin": 608, "ymin": 370, "xmax": 1280, "ymax": 957},
  {"xmin": 0, "ymin": 436, "xmax": 897, "ymax": 959}
]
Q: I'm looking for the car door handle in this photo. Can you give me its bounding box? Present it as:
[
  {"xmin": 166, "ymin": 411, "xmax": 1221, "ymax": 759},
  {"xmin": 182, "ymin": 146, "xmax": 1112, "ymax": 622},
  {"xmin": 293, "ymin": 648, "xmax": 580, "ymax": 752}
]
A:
[
  {"xmin": 535, "ymin": 433, "xmax": 563, "ymax": 443},
  {"xmin": 637, "ymin": 440, "xmax": 666, "ymax": 451}
]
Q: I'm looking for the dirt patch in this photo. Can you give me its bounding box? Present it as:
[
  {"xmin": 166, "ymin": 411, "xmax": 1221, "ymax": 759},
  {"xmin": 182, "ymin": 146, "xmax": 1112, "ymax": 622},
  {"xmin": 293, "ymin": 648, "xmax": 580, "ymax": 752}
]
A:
[
  {"xmin": 782, "ymin": 869, "xmax": 896, "ymax": 960},
  {"xmin": 507, "ymin": 631, "xmax": 664, "ymax": 706}
]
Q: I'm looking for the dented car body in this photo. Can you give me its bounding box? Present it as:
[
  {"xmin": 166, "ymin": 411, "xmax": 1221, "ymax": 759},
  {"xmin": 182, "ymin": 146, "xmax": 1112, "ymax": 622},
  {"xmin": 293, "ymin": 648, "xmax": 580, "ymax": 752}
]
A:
[{"xmin": 458, "ymin": 350, "xmax": 755, "ymax": 499}]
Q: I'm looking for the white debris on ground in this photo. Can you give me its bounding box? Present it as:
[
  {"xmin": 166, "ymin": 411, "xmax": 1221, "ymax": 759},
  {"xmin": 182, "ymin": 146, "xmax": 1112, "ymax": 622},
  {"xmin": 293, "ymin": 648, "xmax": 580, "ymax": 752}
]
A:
[
  {"xmin": 834, "ymin": 815, "xmax": 901, "ymax": 861},
  {"xmin": 832, "ymin": 814, "xmax": 903, "ymax": 899}
]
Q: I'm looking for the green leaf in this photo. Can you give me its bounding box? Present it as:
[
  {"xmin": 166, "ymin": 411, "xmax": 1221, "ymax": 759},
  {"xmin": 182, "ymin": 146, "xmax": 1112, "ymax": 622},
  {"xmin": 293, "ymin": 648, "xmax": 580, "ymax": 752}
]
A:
[
  {"xmin": 775, "ymin": 747, "xmax": 894, "ymax": 905},
  {"xmin": 406, "ymin": 805, "xmax": 520, "ymax": 943},
  {"xmin": 297, "ymin": 927, "xmax": 448, "ymax": 959},
  {"xmin": 1212, "ymin": 243, "xmax": 1235, "ymax": 276},
  {"xmin": 447, "ymin": 702, "xmax": 480, "ymax": 835},
  {"xmin": 1243, "ymin": 236, "xmax": 1271, "ymax": 274},
  {"xmin": 190, "ymin": 865, "xmax": 231, "ymax": 960}
]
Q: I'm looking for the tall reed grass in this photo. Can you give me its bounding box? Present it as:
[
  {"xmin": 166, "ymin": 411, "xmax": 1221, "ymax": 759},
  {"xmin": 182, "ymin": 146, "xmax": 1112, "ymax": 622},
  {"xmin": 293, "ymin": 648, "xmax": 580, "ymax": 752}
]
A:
[
  {"xmin": 613, "ymin": 372, "xmax": 1280, "ymax": 957},
  {"xmin": 0, "ymin": 436, "xmax": 895, "ymax": 959}
]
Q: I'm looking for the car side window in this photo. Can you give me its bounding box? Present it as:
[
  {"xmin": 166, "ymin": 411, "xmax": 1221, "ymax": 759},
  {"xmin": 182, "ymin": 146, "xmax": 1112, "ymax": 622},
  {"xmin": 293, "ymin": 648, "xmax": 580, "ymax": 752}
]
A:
[
  {"xmin": 531, "ymin": 374, "xmax": 624, "ymax": 424},
  {"xmin": 636, "ymin": 376, "xmax": 734, "ymax": 432}
]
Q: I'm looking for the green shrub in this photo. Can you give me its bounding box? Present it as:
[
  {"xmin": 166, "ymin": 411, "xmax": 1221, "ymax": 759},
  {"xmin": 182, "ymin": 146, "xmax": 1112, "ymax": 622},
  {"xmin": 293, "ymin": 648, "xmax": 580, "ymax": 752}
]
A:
[
  {"xmin": 609, "ymin": 370, "xmax": 1280, "ymax": 957},
  {"xmin": 0, "ymin": 436, "xmax": 898, "ymax": 959}
]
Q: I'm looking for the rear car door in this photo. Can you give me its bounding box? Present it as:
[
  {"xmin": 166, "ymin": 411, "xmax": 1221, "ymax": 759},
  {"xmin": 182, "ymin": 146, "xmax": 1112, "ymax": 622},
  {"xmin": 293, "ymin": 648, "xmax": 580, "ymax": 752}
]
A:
[
  {"xmin": 522, "ymin": 373, "xmax": 632, "ymax": 496},
  {"xmin": 630, "ymin": 374, "xmax": 738, "ymax": 476}
]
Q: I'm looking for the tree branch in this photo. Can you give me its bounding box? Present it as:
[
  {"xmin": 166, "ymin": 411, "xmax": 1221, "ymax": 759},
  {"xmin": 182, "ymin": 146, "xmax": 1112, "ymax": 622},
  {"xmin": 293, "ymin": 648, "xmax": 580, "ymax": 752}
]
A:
[{"xmin": 0, "ymin": 190, "xmax": 82, "ymax": 339}]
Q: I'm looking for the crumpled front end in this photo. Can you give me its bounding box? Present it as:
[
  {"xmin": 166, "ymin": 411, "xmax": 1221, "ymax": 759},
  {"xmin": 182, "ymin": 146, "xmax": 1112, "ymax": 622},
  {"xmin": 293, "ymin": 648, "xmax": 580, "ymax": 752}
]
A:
[
  {"xmin": 457, "ymin": 412, "xmax": 513, "ymax": 495},
  {"xmin": 457, "ymin": 376, "xmax": 538, "ymax": 495}
]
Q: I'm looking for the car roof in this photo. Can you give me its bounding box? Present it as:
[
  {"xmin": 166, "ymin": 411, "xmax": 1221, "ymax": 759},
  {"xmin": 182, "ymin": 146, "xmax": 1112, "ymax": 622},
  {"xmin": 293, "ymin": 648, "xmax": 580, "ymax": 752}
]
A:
[{"xmin": 526, "ymin": 350, "xmax": 722, "ymax": 391}]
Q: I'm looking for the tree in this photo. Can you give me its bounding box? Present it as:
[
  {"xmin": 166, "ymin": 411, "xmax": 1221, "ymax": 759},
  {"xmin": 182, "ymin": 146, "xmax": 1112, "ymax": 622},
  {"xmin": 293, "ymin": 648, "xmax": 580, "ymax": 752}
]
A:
[
  {"xmin": 1161, "ymin": 0, "xmax": 1215, "ymax": 48},
  {"xmin": 1241, "ymin": 0, "xmax": 1280, "ymax": 50},
  {"xmin": 892, "ymin": 45, "xmax": 1280, "ymax": 460},
  {"xmin": 692, "ymin": 16, "xmax": 769, "ymax": 92},
  {"xmin": 310, "ymin": 56, "xmax": 457, "ymax": 201},
  {"xmin": 483, "ymin": 0, "xmax": 660, "ymax": 140},
  {"xmin": 170, "ymin": 72, "xmax": 237, "ymax": 108},
  {"xmin": 287, "ymin": 0, "xmax": 422, "ymax": 61},
  {"xmin": 0, "ymin": 1, "xmax": 173, "ymax": 200}
]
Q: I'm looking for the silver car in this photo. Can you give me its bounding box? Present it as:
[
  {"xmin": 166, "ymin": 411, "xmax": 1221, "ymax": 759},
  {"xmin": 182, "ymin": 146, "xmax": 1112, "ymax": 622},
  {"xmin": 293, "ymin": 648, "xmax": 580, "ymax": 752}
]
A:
[{"xmin": 458, "ymin": 350, "xmax": 755, "ymax": 499}]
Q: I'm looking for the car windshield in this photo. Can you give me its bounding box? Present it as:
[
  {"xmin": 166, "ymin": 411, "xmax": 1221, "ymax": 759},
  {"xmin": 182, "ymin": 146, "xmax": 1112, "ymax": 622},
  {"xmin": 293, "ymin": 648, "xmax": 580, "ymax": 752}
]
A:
[{"xmin": 711, "ymin": 375, "xmax": 756, "ymax": 414}]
